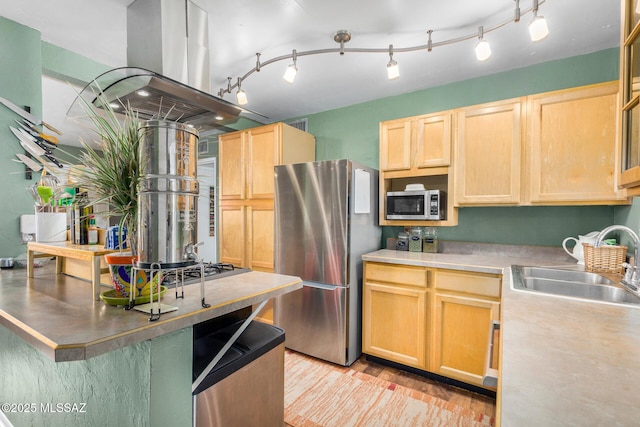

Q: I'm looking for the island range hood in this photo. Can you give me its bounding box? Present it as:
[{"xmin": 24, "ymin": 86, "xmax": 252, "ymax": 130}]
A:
[{"xmin": 68, "ymin": 0, "xmax": 248, "ymax": 133}]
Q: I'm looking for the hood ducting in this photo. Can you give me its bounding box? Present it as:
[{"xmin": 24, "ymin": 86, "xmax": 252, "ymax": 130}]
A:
[{"xmin": 69, "ymin": 0, "xmax": 245, "ymax": 133}]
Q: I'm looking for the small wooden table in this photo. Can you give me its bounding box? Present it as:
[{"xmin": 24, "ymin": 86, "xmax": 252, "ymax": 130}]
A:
[{"xmin": 27, "ymin": 241, "xmax": 118, "ymax": 301}]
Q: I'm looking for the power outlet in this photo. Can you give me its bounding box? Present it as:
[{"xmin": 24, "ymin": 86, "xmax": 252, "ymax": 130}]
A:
[{"xmin": 21, "ymin": 233, "xmax": 35, "ymax": 244}]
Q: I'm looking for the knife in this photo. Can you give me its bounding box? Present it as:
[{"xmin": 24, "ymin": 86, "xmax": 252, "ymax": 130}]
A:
[
  {"xmin": 0, "ymin": 96, "xmax": 62, "ymax": 135},
  {"xmin": 15, "ymin": 120, "xmax": 58, "ymax": 145},
  {"xmin": 15, "ymin": 125, "xmax": 56, "ymax": 154},
  {"xmin": 10, "ymin": 127, "xmax": 64, "ymax": 168},
  {"xmin": 10, "ymin": 127, "xmax": 52, "ymax": 155},
  {"xmin": 15, "ymin": 153, "xmax": 43, "ymax": 172}
]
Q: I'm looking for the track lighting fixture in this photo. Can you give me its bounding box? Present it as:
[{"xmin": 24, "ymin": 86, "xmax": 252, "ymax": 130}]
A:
[
  {"xmin": 475, "ymin": 26, "xmax": 491, "ymax": 61},
  {"xmin": 387, "ymin": 45, "xmax": 399, "ymax": 80},
  {"xmin": 529, "ymin": 0, "xmax": 549, "ymax": 42},
  {"xmin": 283, "ymin": 49, "xmax": 298, "ymax": 84},
  {"xmin": 217, "ymin": 0, "xmax": 549, "ymax": 105},
  {"xmin": 236, "ymin": 78, "xmax": 248, "ymax": 105}
]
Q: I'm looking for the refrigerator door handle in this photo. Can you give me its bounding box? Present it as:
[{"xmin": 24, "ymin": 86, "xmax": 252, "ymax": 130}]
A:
[{"xmin": 302, "ymin": 281, "xmax": 346, "ymax": 291}]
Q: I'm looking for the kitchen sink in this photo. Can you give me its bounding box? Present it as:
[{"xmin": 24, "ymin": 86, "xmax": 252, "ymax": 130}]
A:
[
  {"xmin": 516, "ymin": 266, "xmax": 615, "ymax": 285},
  {"xmin": 511, "ymin": 265, "xmax": 640, "ymax": 306}
]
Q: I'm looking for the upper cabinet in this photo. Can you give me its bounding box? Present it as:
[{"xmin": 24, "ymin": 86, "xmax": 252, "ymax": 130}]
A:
[
  {"xmin": 454, "ymin": 98, "xmax": 523, "ymax": 206},
  {"xmin": 218, "ymin": 122, "xmax": 315, "ymax": 271},
  {"xmin": 380, "ymin": 112, "xmax": 451, "ymax": 173},
  {"xmin": 527, "ymin": 82, "xmax": 627, "ymax": 204},
  {"xmin": 379, "ymin": 111, "xmax": 457, "ymax": 227},
  {"xmin": 453, "ymin": 82, "xmax": 627, "ymax": 207},
  {"xmin": 620, "ymin": 0, "xmax": 640, "ymax": 192}
]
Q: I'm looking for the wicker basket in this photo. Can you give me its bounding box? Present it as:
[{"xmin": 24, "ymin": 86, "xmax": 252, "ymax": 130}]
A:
[{"xmin": 582, "ymin": 243, "xmax": 627, "ymax": 274}]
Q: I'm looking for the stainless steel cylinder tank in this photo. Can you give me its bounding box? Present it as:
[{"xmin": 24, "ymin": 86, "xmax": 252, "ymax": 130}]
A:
[{"xmin": 137, "ymin": 120, "xmax": 199, "ymax": 268}]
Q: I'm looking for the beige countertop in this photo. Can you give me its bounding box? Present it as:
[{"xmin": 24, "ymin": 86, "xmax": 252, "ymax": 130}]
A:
[
  {"xmin": 363, "ymin": 248, "xmax": 640, "ymax": 426},
  {"xmin": 0, "ymin": 265, "xmax": 302, "ymax": 362}
]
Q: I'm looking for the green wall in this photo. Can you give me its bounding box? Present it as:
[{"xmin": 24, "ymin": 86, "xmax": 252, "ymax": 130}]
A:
[
  {"xmin": 0, "ymin": 17, "xmax": 44, "ymax": 257},
  {"xmin": 302, "ymin": 48, "xmax": 623, "ymax": 247},
  {"xmin": 0, "ymin": 324, "xmax": 193, "ymax": 427}
]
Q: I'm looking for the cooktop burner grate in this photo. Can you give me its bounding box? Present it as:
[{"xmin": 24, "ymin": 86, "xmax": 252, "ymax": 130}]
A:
[{"xmin": 160, "ymin": 262, "xmax": 249, "ymax": 288}]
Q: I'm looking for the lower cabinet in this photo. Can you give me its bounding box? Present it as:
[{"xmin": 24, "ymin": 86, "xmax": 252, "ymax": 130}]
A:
[
  {"xmin": 362, "ymin": 261, "xmax": 501, "ymax": 389},
  {"xmin": 432, "ymin": 292, "xmax": 500, "ymax": 386},
  {"xmin": 362, "ymin": 282, "xmax": 428, "ymax": 369},
  {"xmin": 362, "ymin": 262, "xmax": 429, "ymax": 369}
]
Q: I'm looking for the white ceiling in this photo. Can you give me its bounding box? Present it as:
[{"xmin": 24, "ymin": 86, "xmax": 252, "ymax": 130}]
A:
[{"xmin": 0, "ymin": 0, "xmax": 621, "ymax": 146}]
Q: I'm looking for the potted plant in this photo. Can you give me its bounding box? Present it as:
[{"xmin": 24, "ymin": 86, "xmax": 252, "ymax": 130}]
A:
[
  {"xmin": 68, "ymin": 95, "xmax": 153, "ymax": 299},
  {"xmin": 70, "ymin": 96, "xmax": 142, "ymax": 255}
]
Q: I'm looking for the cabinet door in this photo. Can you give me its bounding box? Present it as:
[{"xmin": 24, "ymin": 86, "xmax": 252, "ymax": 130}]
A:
[
  {"xmin": 620, "ymin": 0, "xmax": 640, "ymax": 190},
  {"xmin": 246, "ymin": 203, "xmax": 274, "ymax": 272},
  {"xmin": 219, "ymin": 204, "xmax": 245, "ymax": 267},
  {"xmin": 528, "ymin": 82, "xmax": 625, "ymax": 203},
  {"xmin": 380, "ymin": 119, "xmax": 412, "ymax": 171},
  {"xmin": 218, "ymin": 132, "xmax": 245, "ymax": 200},
  {"xmin": 247, "ymin": 124, "xmax": 279, "ymax": 199},
  {"xmin": 416, "ymin": 113, "xmax": 451, "ymax": 168},
  {"xmin": 363, "ymin": 281, "xmax": 427, "ymax": 369},
  {"xmin": 433, "ymin": 293, "xmax": 500, "ymax": 387},
  {"xmin": 455, "ymin": 99, "xmax": 523, "ymax": 205}
]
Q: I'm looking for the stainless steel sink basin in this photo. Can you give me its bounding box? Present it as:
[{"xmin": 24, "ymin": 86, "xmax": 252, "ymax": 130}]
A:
[
  {"xmin": 511, "ymin": 265, "xmax": 640, "ymax": 306},
  {"xmin": 517, "ymin": 266, "xmax": 614, "ymax": 285}
]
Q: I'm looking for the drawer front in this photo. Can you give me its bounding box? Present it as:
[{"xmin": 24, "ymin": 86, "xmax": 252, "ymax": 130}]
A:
[
  {"xmin": 365, "ymin": 262, "xmax": 428, "ymax": 288},
  {"xmin": 435, "ymin": 269, "xmax": 501, "ymax": 298}
]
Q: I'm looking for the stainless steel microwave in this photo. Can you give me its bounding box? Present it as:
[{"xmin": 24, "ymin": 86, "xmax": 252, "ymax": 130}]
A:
[{"xmin": 386, "ymin": 190, "xmax": 446, "ymax": 220}]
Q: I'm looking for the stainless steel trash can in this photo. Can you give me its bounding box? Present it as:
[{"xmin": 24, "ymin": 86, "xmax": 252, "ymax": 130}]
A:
[{"xmin": 193, "ymin": 320, "xmax": 285, "ymax": 427}]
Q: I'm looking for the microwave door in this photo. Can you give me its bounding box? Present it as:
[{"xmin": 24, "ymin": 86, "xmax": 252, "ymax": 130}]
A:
[{"xmin": 386, "ymin": 192, "xmax": 427, "ymax": 220}]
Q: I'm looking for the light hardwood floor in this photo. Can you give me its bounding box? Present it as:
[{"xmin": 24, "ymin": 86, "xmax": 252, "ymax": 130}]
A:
[{"xmin": 285, "ymin": 354, "xmax": 496, "ymax": 427}]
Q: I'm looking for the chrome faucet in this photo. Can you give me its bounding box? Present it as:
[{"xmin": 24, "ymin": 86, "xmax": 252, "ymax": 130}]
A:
[{"xmin": 595, "ymin": 225, "xmax": 640, "ymax": 291}]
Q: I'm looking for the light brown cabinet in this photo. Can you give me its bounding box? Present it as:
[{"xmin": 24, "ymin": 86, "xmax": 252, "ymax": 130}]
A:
[
  {"xmin": 379, "ymin": 111, "xmax": 458, "ymax": 227},
  {"xmin": 527, "ymin": 82, "xmax": 627, "ymax": 204},
  {"xmin": 454, "ymin": 82, "xmax": 628, "ymax": 206},
  {"xmin": 362, "ymin": 262, "xmax": 429, "ymax": 369},
  {"xmin": 432, "ymin": 269, "xmax": 501, "ymax": 387},
  {"xmin": 454, "ymin": 99, "xmax": 523, "ymax": 205},
  {"xmin": 380, "ymin": 112, "xmax": 451, "ymax": 172},
  {"xmin": 218, "ymin": 122, "xmax": 315, "ymax": 321},
  {"xmin": 362, "ymin": 261, "xmax": 500, "ymax": 389},
  {"xmin": 619, "ymin": 1, "xmax": 640, "ymax": 193}
]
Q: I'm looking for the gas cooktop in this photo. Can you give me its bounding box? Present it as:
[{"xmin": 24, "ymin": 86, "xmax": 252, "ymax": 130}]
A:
[{"xmin": 160, "ymin": 262, "xmax": 251, "ymax": 288}]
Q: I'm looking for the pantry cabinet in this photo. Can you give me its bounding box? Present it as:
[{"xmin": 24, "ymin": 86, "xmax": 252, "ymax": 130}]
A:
[
  {"xmin": 454, "ymin": 98, "xmax": 524, "ymax": 205},
  {"xmin": 362, "ymin": 262, "xmax": 430, "ymax": 369},
  {"xmin": 218, "ymin": 122, "xmax": 315, "ymax": 321},
  {"xmin": 432, "ymin": 269, "xmax": 501, "ymax": 387},
  {"xmin": 362, "ymin": 261, "xmax": 500, "ymax": 389}
]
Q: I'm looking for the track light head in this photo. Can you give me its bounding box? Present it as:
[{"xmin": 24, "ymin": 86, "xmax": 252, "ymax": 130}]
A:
[
  {"xmin": 236, "ymin": 77, "xmax": 248, "ymax": 105},
  {"xmin": 387, "ymin": 45, "xmax": 399, "ymax": 80},
  {"xmin": 283, "ymin": 49, "xmax": 298, "ymax": 84},
  {"xmin": 529, "ymin": 0, "xmax": 549, "ymax": 41},
  {"xmin": 475, "ymin": 26, "xmax": 491, "ymax": 61}
]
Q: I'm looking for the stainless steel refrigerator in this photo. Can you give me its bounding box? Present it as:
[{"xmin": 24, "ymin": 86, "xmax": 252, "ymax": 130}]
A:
[{"xmin": 274, "ymin": 159, "xmax": 381, "ymax": 366}]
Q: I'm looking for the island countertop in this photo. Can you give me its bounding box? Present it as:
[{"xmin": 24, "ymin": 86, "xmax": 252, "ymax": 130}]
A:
[
  {"xmin": 0, "ymin": 265, "xmax": 302, "ymax": 362},
  {"xmin": 363, "ymin": 249, "xmax": 640, "ymax": 426}
]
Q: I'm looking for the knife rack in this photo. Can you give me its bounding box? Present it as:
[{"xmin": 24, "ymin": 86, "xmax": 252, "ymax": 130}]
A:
[{"xmin": 23, "ymin": 105, "xmax": 32, "ymax": 180}]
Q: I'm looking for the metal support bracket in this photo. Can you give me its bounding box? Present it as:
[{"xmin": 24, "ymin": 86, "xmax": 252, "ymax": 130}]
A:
[{"xmin": 191, "ymin": 298, "xmax": 269, "ymax": 393}]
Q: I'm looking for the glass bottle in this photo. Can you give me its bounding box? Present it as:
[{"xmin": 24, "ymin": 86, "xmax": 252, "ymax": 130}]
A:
[
  {"xmin": 88, "ymin": 214, "xmax": 98, "ymax": 245},
  {"xmin": 409, "ymin": 227, "xmax": 423, "ymax": 252},
  {"xmin": 73, "ymin": 192, "xmax": 92, "ymax": 245},
  {"xmin": 397, "ymin": 231, "xmax": 409, "ymax": 251},
  {"xmin": 423, "ymin": 227, "xmax": 438, "ymax": 253}
]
